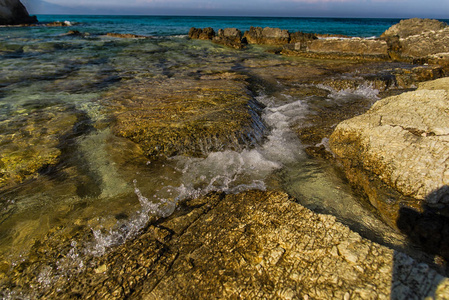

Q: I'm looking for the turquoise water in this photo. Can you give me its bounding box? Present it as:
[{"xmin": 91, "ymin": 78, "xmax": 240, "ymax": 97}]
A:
[{"xmin": 33, "ymin": 15, "xmax": 449, "ymax": 37}]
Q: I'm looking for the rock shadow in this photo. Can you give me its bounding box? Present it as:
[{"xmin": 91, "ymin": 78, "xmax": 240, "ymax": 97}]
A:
[{"xmin": 392, "ymin": 186, "xmax": 449, "ymax": 298}]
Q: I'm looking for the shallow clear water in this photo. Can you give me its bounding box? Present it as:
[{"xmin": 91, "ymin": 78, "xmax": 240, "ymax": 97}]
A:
[{"xmin": 0, "ymin": 16, "xmax": 432, "ymax": 284}]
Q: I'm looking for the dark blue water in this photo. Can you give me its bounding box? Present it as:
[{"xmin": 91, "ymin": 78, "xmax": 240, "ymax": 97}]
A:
[{"xmin": 33, "ymin": 15, "xmax": 449, "ymax": 37}]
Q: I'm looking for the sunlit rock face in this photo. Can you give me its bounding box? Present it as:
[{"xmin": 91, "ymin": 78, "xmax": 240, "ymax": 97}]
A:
[
  {"xmin": 330, "ymin": 77, "xmax": 449, "ymax": 251},
  {"xmin": 0, "ymin": 0, "xmax": 37, "ymax": 25},
  {"xmin": 4, "ymin": 191, "xmax": 449, "ymax": 299}
]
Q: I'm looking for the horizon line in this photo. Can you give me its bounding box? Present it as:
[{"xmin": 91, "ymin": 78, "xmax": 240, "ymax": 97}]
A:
[{"xmin": 32, "ymin": 13, "xmax": 449, "ymax": 20}]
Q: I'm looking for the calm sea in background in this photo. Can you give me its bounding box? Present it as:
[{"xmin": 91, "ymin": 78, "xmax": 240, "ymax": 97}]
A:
[{"xmin": 34, "ymin": 15, "xmax": 432, "ymax": 37}]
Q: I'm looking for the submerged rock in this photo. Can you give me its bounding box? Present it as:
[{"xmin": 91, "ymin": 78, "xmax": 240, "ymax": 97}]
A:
[
  {"xmin": 101, "ymin": 74, "xmax": 266, "ymax": 159},
  {"xmin": 105, "ymin": 32, "xmax": 151, "ymax": 39},
  {"xmin": 0, "ymin": 106, "xmax": 78, "ymax": 190},
  {"xmin": 329, "ymin": 77, "xmax": 449, "ymax": 256},
  {"xmin": 4, "ymin": 190, "xmax": 448, "ymax": 299},
  {"xmin": 0, "ymin": 0, "xmax": 37, "ymax": 25}
]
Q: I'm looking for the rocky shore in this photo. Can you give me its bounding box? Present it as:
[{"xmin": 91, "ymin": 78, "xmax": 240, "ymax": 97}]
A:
[
  {"xmin": 190, "ymin": 18, "xmax": 449, "ymax": 66},
  {"xmin": 2, "ymin": 190, "xmax": 449, "ymax": 299},
  {"xmin": 2, "ymin": 16, "xmax": 449, "ymax": 299}
]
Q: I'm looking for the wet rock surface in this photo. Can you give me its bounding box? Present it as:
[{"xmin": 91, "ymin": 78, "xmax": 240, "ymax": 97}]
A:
[
  {"xmin": 101, "ymin": 73, "xmax": 266, "ymax": 159},
  {"xmin": 3, "ymin": 190, "xmax": 449, "ymax": 299},
  {"xmin": 3, "ymin": 19, "xmax": 449, "ymax": 299},
  {"xmin": 0, "ymin": 106, "xmax": 78, "ymax": 190}
]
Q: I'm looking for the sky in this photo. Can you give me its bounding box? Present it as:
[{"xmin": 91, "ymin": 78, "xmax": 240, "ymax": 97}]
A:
[{"xmin": 25, "ymin": 0, "xmax": 449, "ymax": 19}]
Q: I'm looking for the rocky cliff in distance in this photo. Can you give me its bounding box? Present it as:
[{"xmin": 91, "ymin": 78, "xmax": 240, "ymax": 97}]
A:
[{"xmin": 0, "ymin": 0, "xmax": 37, "ymax": 25}]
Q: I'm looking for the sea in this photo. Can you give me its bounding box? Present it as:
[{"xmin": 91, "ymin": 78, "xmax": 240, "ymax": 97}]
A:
[
  {"xmin": 32, "ymin": 15, "xmax": 425, "ymax": 37},
  {"xmin": 1, "ymin": 15, "xmax": 448, "ymax": 295}
]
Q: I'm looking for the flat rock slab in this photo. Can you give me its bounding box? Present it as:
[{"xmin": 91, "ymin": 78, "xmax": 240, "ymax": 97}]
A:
[
  {"xmin": 101, "ymin": 74, "xmax": 265, "ymax": 158},
  {"xmin": 20, "ymin": 190, "xmax": 449, "ymax": 299}
]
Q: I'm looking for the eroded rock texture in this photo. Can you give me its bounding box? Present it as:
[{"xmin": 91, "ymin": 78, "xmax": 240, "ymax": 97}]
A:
[
  {"xmin": 5, "ymin": 191, "xmax": 449, "ymax": 299},
  {"xmin": 329, "ymin": 77, "xmax": 449, "ymax": 249},
  {"xmin": 101, "ymin": 74, "xmax": 265, "ymax": 159}
]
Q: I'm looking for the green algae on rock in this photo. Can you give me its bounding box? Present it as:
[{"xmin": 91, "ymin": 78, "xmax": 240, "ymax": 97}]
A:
[
  {"xmin": 0, "ymin": 106, "xmax": 77, "ymax": 190},
  {"xmin": 102, "ymin": 73, "xmax": 266, "ymax": 159}
]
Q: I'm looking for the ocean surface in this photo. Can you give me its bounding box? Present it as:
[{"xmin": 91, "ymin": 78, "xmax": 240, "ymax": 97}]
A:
[
  {"xmin": 34, "ymin": 15, "xmax": 447, "ymax": 37},
  {"xmin": 1, "ymin": 15, "xmax": 447, "ymax": 295}
]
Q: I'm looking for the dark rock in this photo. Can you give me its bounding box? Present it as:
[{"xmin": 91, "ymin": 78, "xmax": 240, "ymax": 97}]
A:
[
  {"xmin": 213, "ymin": 28, "xmax": 246, "ymax": 49},
  {"xmin": 289, "ymin": 31, "xmax": 318, "ymax": 43},
  {"xmin": 0, "ymin": 0, "xmax": 37, "ymax": 25},
  {"xmin": 243, "ymin": 26, "xmax": 290, "ymax": 45},
  {"xmin": 188, "ymin": 27, "xmax": 216, "ymax": 40}
]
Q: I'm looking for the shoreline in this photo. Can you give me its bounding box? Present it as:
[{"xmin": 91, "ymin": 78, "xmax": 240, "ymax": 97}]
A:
[{"xmin": 1, "ymin": 17, "xmax": 449, "ymax": 298}]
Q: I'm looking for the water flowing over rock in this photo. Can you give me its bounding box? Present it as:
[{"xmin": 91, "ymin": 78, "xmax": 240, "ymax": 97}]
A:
[
  {"xmin": 329, "ymin": 77, "xmax": 449, "ymax": 257},
  {"xmin": 0, "ymin": 0, "xmax": 37, "ymax": 25},
  {"xmin": 101, "ymin": 74, "xmax": 266, "ymax": 159},
  {"xmin": 3, "ymin": 190, "xmax": 448, "ymax": 299}
]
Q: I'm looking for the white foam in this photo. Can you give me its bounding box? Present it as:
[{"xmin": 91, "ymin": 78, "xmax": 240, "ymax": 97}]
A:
[{"xmin": 86, "ymin": 94, "xmax": 309, "ymax": 256}]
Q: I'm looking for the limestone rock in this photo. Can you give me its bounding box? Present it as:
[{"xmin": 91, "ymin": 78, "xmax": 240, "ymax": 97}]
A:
[
  {"xmin": 101, "ymin": 75, "xmax": 266, "ymax": 159},
  {"xmin": 330, "ymin": 77, "xmax": 449, "ymax": 202},
  {"xmin": 243, "ymin": 26, "xmax": 290, "ymax": 45},
  {"xmin": 398, "ymin": 27, "xmax": 449, "ymax": 61},
  {"xmin": 329, "ymin": 77, "xmax": 449, "ymax": 247},
  {"xmin": 4, "ymin": 190, "xmax": 449, "ymax": 299},
  {"xmin": 106, "ymin": 32, "xmax": 150, "ymax": 39},
  {"xmin": 0, "ymin": 0, "xmax": 37, "ymax": 25},
  {"xmin": 213, "ymin": 28, "xmax": 246, "ymax": 49},
  {"xmin": 380, "ymin": 19, "xmax": 449, "ymax": 63},
  {"xmin": 381, "ymin": 18, "xmax": 448, "ymax": 39}
]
